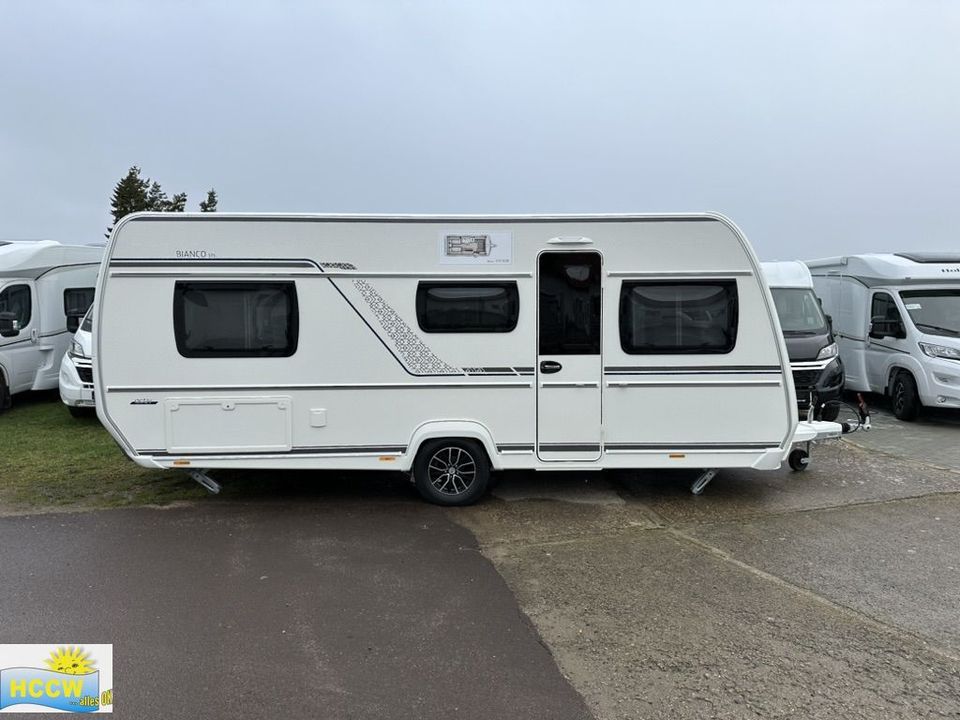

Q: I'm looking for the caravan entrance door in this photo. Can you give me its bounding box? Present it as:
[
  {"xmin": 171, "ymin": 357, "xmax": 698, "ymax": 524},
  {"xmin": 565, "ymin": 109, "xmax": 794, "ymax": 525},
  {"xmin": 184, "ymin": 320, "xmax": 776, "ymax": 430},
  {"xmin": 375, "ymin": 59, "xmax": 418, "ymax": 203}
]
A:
[{"xmin": 536, "ymin": 251, "xmax": 602, "ymax": 461}]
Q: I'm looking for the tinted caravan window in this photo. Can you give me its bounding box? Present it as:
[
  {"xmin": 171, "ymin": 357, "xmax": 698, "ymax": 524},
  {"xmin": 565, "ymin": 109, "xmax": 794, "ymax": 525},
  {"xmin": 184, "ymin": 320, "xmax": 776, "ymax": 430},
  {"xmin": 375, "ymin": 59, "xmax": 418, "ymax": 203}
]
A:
[
  {"xmin": 416, "ymin": 282, "xmax": 519, "ymax": 333},
  {"xmin": 64, "ymin": 287, "xmax": 95, "ymax": 317},
  {"xmin": 174, "ymin": 282, "xmax": 298, "ymax": 358},
  {"xmin": 619, "ymin": 281, "xmax": 738, "ymax": 354}
]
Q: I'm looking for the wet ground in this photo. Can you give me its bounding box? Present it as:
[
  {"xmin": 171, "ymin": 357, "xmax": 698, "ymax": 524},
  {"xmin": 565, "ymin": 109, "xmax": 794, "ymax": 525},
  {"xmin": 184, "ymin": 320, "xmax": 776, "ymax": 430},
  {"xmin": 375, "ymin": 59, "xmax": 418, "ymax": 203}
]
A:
[{"xmin": 2, "ymin": 406, "xmax": 960, "ymax": 718}]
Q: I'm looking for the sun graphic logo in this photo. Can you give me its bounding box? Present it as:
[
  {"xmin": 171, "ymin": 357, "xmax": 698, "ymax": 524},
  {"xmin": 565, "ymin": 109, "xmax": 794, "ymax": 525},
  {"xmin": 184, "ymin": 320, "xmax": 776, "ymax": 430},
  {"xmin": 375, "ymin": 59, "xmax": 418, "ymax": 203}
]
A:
[
  {"xmin": 44, "ymin": 647, "xmax": 96, "ymax": 676},
  {"xmin": 1, "ymin": 644, "xmax": 112, "ymax": 713}
]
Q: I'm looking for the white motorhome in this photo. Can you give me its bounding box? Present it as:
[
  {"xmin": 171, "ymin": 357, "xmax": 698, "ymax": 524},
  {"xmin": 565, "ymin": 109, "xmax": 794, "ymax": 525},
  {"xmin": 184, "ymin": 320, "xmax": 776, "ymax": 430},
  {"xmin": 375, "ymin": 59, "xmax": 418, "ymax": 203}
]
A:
[
  {"xmin": 95, "ymin": 213, "xmax": 836, "ymax": 504},
  {"xmin": 807, "ymin": 253, "xmax": 960, "ymax": 420},
  {"xmin": 0, "ymin": 241, "xmax": 102, "ymax": 411},
  {"xmin": 761, "ymin": 261, "xmax": 844, "ymax": 420},
  {"xmin": 59, "ymin": 305, "xmax": 95, "ymax": 417}
]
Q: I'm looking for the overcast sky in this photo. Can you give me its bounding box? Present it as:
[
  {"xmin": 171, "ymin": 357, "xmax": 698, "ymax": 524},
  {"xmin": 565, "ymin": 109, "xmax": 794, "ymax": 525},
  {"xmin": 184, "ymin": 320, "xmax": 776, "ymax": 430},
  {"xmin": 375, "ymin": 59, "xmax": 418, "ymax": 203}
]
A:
[{"xmin": 1, "ymin": 1, "xmax": 957, "ymax": 259}]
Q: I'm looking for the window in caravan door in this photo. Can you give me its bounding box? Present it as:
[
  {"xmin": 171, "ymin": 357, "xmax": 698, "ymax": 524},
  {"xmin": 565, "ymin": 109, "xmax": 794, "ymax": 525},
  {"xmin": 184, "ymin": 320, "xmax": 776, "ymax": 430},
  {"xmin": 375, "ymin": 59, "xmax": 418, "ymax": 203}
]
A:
[
  {"xmin": 416, "ymin": 282, "xmax": 519, "ymax": 332},
  {"xmin": 173, "ymin": 281, "xmax": 299, "ymax": 357},
  {"xmin": 619, "ymin": 281, "xmax": 738, "ymax": 354}
]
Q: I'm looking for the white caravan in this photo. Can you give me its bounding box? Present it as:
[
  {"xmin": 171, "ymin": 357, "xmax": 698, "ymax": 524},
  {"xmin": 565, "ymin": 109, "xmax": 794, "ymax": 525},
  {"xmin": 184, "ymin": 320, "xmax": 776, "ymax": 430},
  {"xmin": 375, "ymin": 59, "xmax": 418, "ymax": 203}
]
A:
[
  {"xmin": 807, "ymin": 253, "xmax": 960, "ymax": 420},
  {"xmin": 59, "ymin": 305, "xmax": 95, "ymax": 417},
  {"xmin": 95, "ymin": 213, "xmax": 837, "ymax": 504},
  {"xmin": 0, "ymin": 241, "xmax": 102, "ymax": 411},
  {"xmin": 761, "ymin": 261, "xmax": 844, "ymax": 420}
]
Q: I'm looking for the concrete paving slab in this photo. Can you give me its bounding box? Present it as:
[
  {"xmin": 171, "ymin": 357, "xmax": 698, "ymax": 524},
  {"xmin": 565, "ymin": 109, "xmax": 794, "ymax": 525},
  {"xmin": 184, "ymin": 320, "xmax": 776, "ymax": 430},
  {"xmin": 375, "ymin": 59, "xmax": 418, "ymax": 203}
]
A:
[
  {"xmin": 685, "ymin": 492, "xmax": 960, "ymax": 655},
  {"xmin": 462, "ymin": 522, "xmax": 960, "ymax": 720},
  {"xmin": 0, "ymin": 503, "xmax": 592, "ymax": 720},
  {"xmin": 845, "ymin": 405, "xmax": 960, "ymax": 471}
]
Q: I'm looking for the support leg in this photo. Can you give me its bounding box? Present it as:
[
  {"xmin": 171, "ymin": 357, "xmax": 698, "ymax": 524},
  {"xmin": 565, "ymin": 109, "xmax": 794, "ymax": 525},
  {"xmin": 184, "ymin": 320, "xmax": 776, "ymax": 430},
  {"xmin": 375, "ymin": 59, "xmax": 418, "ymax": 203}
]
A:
[
  {"xmin": 188, "ymin": 470, "xmax": 221, "ymax": 494},
  {"xmin": 691, "ymin": 468, "xmax": 718, "ymax": 496}
]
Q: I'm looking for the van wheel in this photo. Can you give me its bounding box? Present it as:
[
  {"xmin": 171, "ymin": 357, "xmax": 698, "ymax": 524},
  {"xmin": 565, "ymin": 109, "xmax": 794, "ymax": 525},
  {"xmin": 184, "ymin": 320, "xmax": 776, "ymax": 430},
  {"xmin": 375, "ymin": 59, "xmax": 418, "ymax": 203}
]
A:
[
  {"xmin": 0, "ymin": 376, "xmax": 10, "ymax": 413},
  {"xmin": 891, "ymin": 372, "xmax": 921, "ymax": 421},
  {"xmin": 817, "ymin": 404, "xmax": 840, "ymax": 422},
  {"xmin": 413, "ymin": 439, "xmax": 490, "ymax": 506},
  {"xmin": 68, "ymin": 406, "xmax": 93, "ymax": 419}
]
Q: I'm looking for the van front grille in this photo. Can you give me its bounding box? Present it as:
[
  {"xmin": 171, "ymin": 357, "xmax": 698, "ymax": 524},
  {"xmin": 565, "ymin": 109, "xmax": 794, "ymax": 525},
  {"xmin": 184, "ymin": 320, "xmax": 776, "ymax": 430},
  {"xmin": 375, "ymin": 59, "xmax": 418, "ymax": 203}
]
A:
[
  {"xmin": 77, "ymin": 366, "xmax": 93, "ymax": 384},
  {"xmin": 792, "ymin": 369, "xmax": 820, "ymax": 389}
]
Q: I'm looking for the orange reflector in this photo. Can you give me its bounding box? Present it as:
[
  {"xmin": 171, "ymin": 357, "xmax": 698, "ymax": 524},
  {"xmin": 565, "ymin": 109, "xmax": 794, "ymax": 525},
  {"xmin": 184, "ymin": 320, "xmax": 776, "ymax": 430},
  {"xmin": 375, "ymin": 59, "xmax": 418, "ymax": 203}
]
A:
[
  {"xmin": 172, "ymin": 460, "xmax": 191, "ymax": 466},
  {"xmin": 669, "ymin": 453, "xmax": 685, "ymax": 459},
  {"xmin": 379, "ymin": 456, "xmax": 396, "ymax": 462}
]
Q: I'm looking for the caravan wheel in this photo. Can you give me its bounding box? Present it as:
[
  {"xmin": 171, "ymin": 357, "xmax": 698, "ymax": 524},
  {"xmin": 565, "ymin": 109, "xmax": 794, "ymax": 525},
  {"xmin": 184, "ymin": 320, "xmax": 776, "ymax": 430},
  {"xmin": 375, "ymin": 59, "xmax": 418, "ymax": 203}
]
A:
[{"xmin": 413, "ymin": 439, "xmax": 490, "ymax": 506}]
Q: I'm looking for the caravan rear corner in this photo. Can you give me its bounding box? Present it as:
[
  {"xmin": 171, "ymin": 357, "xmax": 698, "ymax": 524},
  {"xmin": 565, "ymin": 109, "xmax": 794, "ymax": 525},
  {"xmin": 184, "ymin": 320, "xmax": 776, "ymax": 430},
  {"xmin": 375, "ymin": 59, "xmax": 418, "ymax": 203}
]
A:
[{"xmin": 96, "ymin": 213, "xmax": 814, "ymax": 504}]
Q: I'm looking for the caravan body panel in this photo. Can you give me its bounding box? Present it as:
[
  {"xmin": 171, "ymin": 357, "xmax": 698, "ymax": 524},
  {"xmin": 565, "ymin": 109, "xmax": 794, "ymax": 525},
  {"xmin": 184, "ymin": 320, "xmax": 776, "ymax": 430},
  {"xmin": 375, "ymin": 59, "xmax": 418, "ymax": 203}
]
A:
[{"xmin": 96, "ymin": 213, "xmax": 798, "ymax": 474}]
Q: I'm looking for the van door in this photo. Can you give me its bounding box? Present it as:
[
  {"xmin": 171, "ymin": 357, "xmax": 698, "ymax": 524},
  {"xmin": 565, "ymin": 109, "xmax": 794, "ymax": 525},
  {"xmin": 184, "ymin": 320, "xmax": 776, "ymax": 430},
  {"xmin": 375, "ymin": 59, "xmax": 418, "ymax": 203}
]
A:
[
  {"xmin": 865, "ymin": 291, "xmax": 906, "ymax": 392},
  {"xmin": 0, "ymin": 281, "xmax": 39, "ymax": 393},
  {"xmin": 536, "ymin": 251, "xmax": 602, "ymax": 461}
]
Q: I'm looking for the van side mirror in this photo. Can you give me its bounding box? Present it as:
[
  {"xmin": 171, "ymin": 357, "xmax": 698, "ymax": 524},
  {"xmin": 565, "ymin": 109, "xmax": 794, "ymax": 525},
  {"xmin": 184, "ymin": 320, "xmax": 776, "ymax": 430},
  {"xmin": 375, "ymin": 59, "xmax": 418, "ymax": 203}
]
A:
[
  {"xmin": 66, "ymin": 311, "xmax": 84, "ymax": 334},
  {"xmin": 0, "ymin": 311, "xmax": 19, "ymax": 338},
  {"xmin": 825, "ymin": 313, "xmax": 833, "ymax": 329},
  {"xmin": 869, "ymin": 315, "xmax": 906, "ymax": 340}
]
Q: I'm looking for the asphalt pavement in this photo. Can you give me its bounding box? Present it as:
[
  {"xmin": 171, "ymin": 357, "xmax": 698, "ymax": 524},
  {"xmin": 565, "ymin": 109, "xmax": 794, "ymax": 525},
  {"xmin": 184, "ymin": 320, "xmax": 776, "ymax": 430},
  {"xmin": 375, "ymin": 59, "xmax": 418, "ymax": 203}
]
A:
[{"xmin": 0, "ymin": 497, "xmax": 591, "ymax": 720}]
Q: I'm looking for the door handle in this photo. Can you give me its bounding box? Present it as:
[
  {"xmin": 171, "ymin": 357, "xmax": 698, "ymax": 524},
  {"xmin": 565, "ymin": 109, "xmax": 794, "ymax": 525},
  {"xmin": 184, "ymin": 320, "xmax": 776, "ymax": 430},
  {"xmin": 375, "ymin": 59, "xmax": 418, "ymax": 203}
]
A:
[{"xmin": 540, "ymin": 360, "xmax": 562, "ymax": 374}]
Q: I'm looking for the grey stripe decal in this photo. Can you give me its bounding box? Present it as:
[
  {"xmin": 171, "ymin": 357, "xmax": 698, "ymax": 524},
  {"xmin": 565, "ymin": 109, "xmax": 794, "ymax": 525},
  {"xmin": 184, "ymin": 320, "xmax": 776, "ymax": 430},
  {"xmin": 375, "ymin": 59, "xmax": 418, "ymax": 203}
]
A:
[
  {"xmin": 604, "ymin": 443, "xmax": 779, "ymax": 451},
  {"xmin": 604, "ymin": 365, "xmax": 782, "ymax": 374},
  {"xmin": 538, "ymin": 444, "xmax": 601, "ymax": 452},
  {"xmin": 123, "ymin": 215, "xmax": 720, "ymax": 225},
  {"xmin": 496, "ymin": 444, "xmax": 535, "ymax": 452},
  {"xmin": 143, "ymin": 445, "xmax": 406, "ymax": 457},
  {"xmin": 108, "ymin": 381, "xmax": 532, "ymax": 392},
  {"xmin": 110, "ymin": 258, "xmax": 319, "ymax": 268}
]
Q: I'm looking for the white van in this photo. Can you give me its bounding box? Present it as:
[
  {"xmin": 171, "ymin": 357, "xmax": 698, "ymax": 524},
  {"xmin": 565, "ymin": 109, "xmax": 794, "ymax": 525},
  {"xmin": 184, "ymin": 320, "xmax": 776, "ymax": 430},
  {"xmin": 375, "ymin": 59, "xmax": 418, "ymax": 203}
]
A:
[
  {"xmin": 807, "ymin": 253, "xmax": 960, "ymax": 420},
  {"xmin": 0, "ymin": 241, "xmax": 102, "ymax": 411},
  {"xmin": 59, "ymin": 305, "xmax": 95, "ymax": 417},
  {"xmin": 95, "ymin": 213, "xmax": 837, "ymax": 504},
  {"xmin": 761, "ymin": 261, "xmax": 844, "ymax": 420}
]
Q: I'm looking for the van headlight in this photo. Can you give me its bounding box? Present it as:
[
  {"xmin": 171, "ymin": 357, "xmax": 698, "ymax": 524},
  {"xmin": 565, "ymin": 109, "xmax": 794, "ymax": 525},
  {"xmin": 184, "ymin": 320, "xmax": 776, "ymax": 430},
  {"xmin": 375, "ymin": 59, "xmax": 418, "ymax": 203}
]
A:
[
  {"xmin": 919, "ymin": 342, "xmax": 960, "ymax": 360},
  {"xmin": 816, "ymin": 343, "xmax": 838, "ymax": 360},
  {"xmin": 68, "ymin": 339, "xmax": 87, "ymax": 359}
]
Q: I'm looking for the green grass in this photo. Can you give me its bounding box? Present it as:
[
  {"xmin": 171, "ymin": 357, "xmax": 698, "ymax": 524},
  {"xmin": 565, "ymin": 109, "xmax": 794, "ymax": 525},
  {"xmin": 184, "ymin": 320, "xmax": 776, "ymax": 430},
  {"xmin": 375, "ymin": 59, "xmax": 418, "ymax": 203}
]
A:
[
  {"xmin": 0, "ymin": 392, "xmax": 210, "ymax": 511},
  {"xmin": 0, "ymin": 393, "xmax": 414, "ymax": 513}
]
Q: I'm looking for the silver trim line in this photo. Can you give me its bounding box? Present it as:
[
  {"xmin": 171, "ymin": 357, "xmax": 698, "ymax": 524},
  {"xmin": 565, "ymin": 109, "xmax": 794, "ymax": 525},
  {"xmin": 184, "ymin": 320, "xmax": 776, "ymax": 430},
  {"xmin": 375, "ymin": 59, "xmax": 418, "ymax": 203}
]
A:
[{"xmin": 107, "ymin": 381, "xmax": 534, "ymax": 392}]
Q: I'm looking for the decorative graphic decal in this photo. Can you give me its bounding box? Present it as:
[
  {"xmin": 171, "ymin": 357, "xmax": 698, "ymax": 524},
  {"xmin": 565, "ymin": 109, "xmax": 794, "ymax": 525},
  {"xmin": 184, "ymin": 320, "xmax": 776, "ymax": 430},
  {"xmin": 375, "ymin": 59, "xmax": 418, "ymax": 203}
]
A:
[
  {"xmin": 1, "ymin": 644, "xmax": 113, "ymax": 714},
  {"xmin": 353, "ymin": 280, "xmax": 462, "ymax": 375},
  {"xmin": 438, "ymin": 231, "xmax": 512, "ymax": 265}
]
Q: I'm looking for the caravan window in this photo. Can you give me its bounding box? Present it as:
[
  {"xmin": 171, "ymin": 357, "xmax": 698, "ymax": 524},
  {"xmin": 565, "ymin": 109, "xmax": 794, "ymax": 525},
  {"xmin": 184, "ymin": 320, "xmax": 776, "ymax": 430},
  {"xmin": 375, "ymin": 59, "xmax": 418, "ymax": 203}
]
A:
[
  {"xmin": 416, "ymin": 282, "xmax": 519, "ymax": 333},
  {"xmin": 173, "ymin": 281, "xmax": 299, "ymax": 358},
  {"xmin": 64, "ymin": 287, "xmax": 95, "ymax": 317},
  {"xmin": 0, "ymin": 284, "xmax": 32, "ymax": 330},
  {"xmin": 619, "ymin": 281, "xmax": 738, "ymax": 354}
]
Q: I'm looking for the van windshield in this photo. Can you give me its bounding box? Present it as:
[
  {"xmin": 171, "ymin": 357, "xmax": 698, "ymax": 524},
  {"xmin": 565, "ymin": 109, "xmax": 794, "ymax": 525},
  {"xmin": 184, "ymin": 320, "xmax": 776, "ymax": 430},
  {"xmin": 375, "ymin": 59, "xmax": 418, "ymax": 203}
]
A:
[
  {"xmin": 899, "ymin": 289, "xmax": 960, "ymax": 337},
  {"xmin": 770, "ymin": 288, "xmax": 828, "ymax": 334},
  {"xmin": 80, "ymin": 306, "xmax": 93, "ymax": 332}
]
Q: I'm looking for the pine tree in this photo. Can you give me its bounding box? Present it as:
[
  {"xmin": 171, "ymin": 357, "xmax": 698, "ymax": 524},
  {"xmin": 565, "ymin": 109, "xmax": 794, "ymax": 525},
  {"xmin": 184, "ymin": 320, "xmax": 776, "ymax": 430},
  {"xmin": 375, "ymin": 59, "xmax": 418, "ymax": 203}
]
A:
[
  {"xmin": 199, "ymin": 189, "xmax": 218, "ymax": 212},
  {"xmin": 146, "ymin": 181, "xmax": 169, "ymax": 211},
  {"xmin": 167, "ymin": 192, "xmax": 188, "ymax": 212},
  {"xmin": 106, "ymin": 167, "xmax": 149, "ymax": 236}
]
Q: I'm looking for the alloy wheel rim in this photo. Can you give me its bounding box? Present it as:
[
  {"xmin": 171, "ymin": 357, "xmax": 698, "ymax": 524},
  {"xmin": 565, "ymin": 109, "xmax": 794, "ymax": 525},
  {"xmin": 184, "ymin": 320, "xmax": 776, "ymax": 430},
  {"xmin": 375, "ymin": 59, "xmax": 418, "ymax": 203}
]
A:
[
  {"xmin": 427, "ymin": 447, "xmax": 476, "ymax": 496},
  {"xmin": 894, "ymin": 382, "xmax": 904, "ymax": 412}
]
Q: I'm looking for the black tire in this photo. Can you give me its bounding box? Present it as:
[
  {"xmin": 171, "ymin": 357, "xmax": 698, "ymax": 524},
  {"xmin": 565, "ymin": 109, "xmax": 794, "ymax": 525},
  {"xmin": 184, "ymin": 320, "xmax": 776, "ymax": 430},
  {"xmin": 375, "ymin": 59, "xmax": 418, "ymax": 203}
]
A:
[
  {"xmin": 68, "ymin": 405, "xmax": 93, "ymax": 419},
  {"xmin": 788, "ymin": 448, "xmax": 809, "ymax": 472},
  {"xmin": 0, "ymin": 375, "xmax": 10, "ymax": 414},
  {"xmin": 891, "ymin": 372, "xmax": 921, "ymax": 421},
  {"xmin": 413, "ymin": 439, "xmax": 490, "ymax": 506},
  {"xmin": 817, "ymin": 403, "xmax": 840, "ymax": 422}
]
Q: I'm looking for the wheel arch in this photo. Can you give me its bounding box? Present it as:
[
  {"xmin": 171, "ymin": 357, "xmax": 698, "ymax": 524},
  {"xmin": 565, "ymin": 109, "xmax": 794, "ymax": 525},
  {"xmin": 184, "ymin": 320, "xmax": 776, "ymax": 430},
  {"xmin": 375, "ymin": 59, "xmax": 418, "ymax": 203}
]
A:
[{"xmin": 404, "ymin": 420, "xmax": 500, "ymax": 472}]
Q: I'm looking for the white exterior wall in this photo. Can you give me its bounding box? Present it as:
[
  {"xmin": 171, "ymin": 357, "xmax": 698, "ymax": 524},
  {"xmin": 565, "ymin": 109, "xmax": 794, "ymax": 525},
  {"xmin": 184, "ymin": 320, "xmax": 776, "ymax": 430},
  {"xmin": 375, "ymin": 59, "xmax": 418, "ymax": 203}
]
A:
[{"xmin": 96, "ymin": 214, "xmax": 796, "ymax": 473}]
